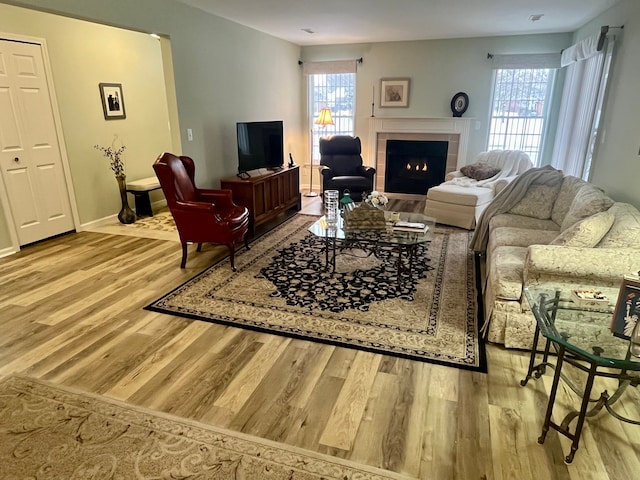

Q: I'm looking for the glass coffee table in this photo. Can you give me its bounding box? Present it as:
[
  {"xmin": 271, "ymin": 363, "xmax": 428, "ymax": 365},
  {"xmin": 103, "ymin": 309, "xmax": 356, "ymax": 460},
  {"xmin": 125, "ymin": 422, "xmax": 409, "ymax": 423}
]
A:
[
  {"xmin": 522, "ymin": 286, "xmax": 640, "ymax": 463},
  {"xmin": 308, "ymin": 210, "xmax": 435, "ymax": 283}
]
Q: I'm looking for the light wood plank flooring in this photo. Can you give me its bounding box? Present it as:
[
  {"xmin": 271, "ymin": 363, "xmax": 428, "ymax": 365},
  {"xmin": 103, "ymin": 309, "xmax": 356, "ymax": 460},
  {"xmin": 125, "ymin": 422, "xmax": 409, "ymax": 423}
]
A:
[{"xmin": 1, "ymin": 196, "xmax": 639, "ymax": 479}]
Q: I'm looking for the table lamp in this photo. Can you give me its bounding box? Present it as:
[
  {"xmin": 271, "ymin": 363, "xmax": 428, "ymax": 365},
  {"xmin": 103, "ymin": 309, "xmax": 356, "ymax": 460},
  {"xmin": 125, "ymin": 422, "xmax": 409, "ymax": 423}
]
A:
[{"xmin": 305, "ymin": 108, "xmax": 334, "ymax": 197}]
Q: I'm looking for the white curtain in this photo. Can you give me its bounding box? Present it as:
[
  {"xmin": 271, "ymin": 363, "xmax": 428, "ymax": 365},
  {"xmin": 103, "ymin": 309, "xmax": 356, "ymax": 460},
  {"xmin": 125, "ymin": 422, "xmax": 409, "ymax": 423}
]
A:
[
  {"xmin": 489, "ymin": 53, "xmax": 560, "ymax": 69},
  {"xmin": 302, "ymin": 60, "xmax": 357, "ymax": 75},
  {"xmin": 551, "ymin": 34, "xmax": 615, "ymax": 179}
]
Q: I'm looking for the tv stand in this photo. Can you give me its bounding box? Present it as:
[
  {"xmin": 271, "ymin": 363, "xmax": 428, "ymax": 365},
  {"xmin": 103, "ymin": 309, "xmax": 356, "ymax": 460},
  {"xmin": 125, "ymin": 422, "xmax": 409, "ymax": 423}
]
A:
[{"xmin": 221, "ymin": 166, "xmax": 300, "ymax": 236}]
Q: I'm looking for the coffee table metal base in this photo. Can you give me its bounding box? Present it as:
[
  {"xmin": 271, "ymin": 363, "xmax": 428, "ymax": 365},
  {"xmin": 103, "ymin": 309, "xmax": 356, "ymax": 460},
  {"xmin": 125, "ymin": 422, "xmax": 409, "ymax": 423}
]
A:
[{"xmin": 322, "ymin": 236, "xmax": 420, "ymax": 283}]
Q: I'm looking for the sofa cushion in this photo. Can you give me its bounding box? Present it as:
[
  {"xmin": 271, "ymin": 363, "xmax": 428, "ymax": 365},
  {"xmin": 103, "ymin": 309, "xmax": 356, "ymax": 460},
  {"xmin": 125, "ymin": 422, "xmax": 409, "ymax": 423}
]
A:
[
  {"xmin": 489, "ymin": 213, "xmax": 560, "ymax": 233},
  {"xmin": 550, "ymin": 209, "xmax": 615, "ymax": 247},
  {"xmin": 551, "ymin": 176, "xmax": 588, "ymax": 226},
  {"xmin": 509, "ymin": 184, "xmax": 561, "ymax": 219},
  {"xmin": 561, "ymin": 184, "xmax": 614, "ymax": 231},
  {"xmin": 460, "ymin": 162, "xmax": 501, "ymax": 181},
  {"xmin": 488, "ymin": 227, "xmax": 559, "ymax": 255},
  {"xmin": 426, "ymin": 183, "xmax": 494, "ymax": 206},
  {"xmin": 597, "ymin": 203, "xmax": 640, "ymax": 248},
  {"xmin": 488, "ymin": 246, "xmax": 528, "ymax": 300}
]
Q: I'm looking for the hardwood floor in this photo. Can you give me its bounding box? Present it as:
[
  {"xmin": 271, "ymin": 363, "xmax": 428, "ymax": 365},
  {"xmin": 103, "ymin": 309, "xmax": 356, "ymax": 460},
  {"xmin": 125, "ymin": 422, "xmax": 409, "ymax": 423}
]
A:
[{"xmin": 1, "ymin": 195, "xmax": 639, "ymax": 479}]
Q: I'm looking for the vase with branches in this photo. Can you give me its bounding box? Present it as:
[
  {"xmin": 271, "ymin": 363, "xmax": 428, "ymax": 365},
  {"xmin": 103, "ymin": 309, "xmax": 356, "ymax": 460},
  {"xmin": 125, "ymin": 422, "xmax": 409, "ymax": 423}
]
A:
[{"xmin": 94, "ymin": 142, "xmax": 135, "ymax": 224}]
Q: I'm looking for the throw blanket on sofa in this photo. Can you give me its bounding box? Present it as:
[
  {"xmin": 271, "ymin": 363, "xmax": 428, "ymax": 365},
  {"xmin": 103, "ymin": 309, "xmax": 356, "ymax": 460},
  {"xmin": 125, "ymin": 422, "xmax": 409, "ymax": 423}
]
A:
[
  {"xmin": 470, "ymin": 165, "xmax": 565, "ymax": 253},
  {"xmin": 450, "ymin": 150, "xmax": 532, "ymax": 188}
]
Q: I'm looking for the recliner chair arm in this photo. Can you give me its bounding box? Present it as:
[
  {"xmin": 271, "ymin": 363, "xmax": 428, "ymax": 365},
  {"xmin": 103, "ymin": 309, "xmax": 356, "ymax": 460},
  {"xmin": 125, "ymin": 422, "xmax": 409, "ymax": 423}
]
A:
[
  {"xmin": 357, "ymin": 166, "xmax": 376, "ymax": 180},
  {"xmin": 319, "ymin": 165, "xmax": 333, "ymax": 178}
]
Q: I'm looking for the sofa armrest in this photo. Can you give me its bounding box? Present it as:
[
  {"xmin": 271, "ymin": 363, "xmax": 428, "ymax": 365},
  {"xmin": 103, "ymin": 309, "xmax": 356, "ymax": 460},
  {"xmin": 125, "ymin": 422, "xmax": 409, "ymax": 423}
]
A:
[
  {"xmin": 445, "ymin": 171, "xmax": 465, "ymax": 181},
  {"xmin": 524, "ymin": 245, "xmax": 640, "ymax": 286}
]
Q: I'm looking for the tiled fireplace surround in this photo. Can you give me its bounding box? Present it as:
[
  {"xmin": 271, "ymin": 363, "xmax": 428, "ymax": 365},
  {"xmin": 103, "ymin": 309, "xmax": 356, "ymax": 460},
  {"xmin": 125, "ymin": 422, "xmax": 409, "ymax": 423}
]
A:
[{"xmin": 367, "ymin": 117, "xmax": 471, "ymax": 194}]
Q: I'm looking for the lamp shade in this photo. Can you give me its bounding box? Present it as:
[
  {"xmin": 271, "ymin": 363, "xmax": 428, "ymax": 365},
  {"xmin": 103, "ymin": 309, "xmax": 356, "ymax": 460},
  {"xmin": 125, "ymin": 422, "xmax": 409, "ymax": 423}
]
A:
[{"xmin": 314, "ymin": 108, "xmax": 334, "ymax": 126}]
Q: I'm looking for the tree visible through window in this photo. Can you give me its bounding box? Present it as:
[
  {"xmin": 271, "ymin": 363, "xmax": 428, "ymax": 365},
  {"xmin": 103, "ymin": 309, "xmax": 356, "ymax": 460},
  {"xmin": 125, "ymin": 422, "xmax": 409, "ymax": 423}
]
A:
[
  {"xmin": 488, "ymin": 68, "xmax": 555, "ymax": 164},
  {"xmin": 309, "ymin": 73, "xmax": 355, "ymax": 163}
]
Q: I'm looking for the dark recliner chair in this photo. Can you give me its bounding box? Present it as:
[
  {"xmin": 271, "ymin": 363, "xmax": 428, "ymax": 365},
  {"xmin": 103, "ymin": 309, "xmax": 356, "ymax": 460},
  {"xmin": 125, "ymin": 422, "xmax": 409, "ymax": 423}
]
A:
[
  {"xmin": 319, "ymin": 136, "xmax": 375, "ymax": 202},
  {"xmin": 153, "ymin": 152, "xmax": 250, "ymax": 271}
]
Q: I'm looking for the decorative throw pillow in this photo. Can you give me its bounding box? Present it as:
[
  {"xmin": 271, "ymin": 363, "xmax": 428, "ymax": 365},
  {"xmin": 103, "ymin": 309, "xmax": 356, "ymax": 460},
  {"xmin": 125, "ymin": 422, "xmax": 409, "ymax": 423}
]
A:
[
  {"xmin": 560, "ymin": 184, "xmax": 615, "ymax": 231},
  {"xmin": 550, "ymin": 210, "xmax": 615, "ymax": 247},
  {"xmin": 460, "ymin": 162, "xmax": 501, "ymax": 181},
  {"xmin": 509, "ymin": 184, "xmax": 560, "ymax": 220}
]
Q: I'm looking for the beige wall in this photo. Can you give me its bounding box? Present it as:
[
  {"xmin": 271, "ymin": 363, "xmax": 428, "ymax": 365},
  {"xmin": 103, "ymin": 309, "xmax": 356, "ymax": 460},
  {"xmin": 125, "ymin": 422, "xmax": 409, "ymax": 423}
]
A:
[
  {"xmin": 301, "ymin": 33, "xmax": 572, "ymax": 166},
  {"xmin": 0, "ymin": 2, "xmax": 174, "ymax": 249}
]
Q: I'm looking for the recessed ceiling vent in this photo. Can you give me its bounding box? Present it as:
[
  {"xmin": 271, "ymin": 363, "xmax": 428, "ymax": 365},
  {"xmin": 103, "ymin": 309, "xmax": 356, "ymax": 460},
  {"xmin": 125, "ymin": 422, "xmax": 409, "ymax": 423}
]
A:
[
  {"xmin": 301, "ymin": 28, "xmax": 315, "ymax": 34},
  {"xmin": 529, "ymin": 14, "xmax": 544, "ymax": 22}
]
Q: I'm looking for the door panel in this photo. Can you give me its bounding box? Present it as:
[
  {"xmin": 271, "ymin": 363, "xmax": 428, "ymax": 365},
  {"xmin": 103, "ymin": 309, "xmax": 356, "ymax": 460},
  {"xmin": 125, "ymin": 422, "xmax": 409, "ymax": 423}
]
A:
[
  {"xmin": 4, "ymin": 166, "xmax": 38, "ymax": 228},
  {"xmin": 0, "ymin": 40, "xmax": 74, "ymax": 245}
]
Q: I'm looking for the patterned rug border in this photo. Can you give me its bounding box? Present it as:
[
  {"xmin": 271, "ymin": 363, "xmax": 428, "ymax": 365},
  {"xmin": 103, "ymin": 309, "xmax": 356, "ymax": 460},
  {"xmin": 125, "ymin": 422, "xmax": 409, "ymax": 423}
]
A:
[
  {"xmin": 145, "ymin": 214, "xmax": 487, "ymax": 372},
  {"xmin": 0, "ymin": 375, "xmax": 415, "ymax": 479}
]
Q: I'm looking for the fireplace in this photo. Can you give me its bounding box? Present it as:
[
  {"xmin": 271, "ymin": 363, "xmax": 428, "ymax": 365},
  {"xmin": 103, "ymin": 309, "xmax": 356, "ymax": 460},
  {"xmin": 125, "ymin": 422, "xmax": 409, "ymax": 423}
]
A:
[
  {"xmin": 367, "ymin": 117, "xmax": 471, "ymax": 195},
  {"xmin": 385, "ymin": 140, "xmax": 448, "ymax": 195}
]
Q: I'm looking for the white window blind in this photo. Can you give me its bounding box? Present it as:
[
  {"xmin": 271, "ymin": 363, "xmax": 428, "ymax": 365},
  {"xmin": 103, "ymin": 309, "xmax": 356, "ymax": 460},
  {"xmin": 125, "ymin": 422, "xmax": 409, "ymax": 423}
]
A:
[
  {"xmin": 305, "ymin": 62, "xmax": 356, "ymax": 158},
  {"xmin": 486, "ymin": 54, "xmax": 558, "ymax": 164},
  {"xmin": 551, "ymin": 34, "xmax": 614, "ymax": 180}
]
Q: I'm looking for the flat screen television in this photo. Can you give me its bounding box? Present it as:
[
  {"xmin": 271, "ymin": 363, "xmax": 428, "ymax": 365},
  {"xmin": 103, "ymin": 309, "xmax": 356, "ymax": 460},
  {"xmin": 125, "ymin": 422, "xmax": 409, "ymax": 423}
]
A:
[{"xmin": 236, "ymin": 120, "xmax": 284, "ymax": 173}]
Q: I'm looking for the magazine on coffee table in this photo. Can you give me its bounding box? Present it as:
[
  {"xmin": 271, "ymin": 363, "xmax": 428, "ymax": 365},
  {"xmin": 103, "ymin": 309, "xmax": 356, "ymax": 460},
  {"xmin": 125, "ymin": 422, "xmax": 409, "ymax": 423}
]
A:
[{"xmin": 392, "ymin": 221, "xmax": 429, "ymax": 233}]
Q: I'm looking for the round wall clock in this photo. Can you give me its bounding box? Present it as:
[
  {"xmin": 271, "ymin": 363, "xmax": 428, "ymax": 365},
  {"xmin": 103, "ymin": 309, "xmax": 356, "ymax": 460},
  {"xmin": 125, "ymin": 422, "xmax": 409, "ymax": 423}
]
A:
[{"xmin": 450, "ymin": 92, "xmax": 469, "ymax": 117}]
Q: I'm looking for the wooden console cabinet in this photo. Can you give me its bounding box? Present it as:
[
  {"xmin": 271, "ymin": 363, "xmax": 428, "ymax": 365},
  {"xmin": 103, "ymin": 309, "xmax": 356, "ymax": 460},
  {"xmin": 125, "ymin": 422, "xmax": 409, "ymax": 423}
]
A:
[{"xmin": 220, "ymin": 166, "xmax": 301, "ymax": 236}]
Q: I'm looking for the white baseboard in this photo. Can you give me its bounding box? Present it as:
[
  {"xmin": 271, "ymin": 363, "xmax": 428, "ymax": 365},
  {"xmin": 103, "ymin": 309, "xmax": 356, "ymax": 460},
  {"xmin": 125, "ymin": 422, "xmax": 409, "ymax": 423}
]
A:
[
  {"xmin": 0, "ymin": 246, "xmax": 18, "ymax": 259},
  {"xmin": 79, "ymin": 199, "xmax": 168, "ymax": 231}
]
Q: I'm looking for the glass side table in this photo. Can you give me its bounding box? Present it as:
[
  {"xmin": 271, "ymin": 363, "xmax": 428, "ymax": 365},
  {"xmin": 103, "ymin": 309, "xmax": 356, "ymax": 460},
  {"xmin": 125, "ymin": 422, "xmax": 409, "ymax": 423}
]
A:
[{"xmin": 522, "ymin": 287, "xmax": 640, "ymax": 463}]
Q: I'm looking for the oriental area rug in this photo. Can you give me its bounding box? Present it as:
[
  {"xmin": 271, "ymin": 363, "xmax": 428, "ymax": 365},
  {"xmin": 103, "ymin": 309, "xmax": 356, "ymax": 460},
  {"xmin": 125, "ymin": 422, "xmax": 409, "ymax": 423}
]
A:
[
  {"xmin": 0, "ymin": 375, "xmax": 412, "ymax": 479},
  {"xmin": 147, "ymin": 215, "xmax": 486, "ymax": 372}
]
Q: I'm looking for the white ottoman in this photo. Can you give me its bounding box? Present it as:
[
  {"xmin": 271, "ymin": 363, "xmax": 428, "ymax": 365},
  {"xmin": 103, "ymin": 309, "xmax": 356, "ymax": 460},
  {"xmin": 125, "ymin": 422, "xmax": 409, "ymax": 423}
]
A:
[{"xmin": 424, "ymin": 183, "xmax": 495, "ymax": 229}]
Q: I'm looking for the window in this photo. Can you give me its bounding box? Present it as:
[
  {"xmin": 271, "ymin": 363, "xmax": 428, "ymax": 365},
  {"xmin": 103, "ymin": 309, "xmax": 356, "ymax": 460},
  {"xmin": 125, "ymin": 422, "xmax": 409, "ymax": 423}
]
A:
[
  {"xmin": 487, "ymin": 68, "xmax": 556, "ymax": 164},
  {"xmin": 308, "ymin": 72, "xmax": 356, "ymax": 163}
]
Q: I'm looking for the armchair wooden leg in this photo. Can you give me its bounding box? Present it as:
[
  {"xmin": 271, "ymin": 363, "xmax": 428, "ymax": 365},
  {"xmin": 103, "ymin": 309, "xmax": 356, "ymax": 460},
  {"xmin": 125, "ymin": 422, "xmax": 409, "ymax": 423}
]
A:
[
  {"xmin": 244, "ymin": 233, "xmax": 250, "ymax": 251},
  {"xmin": 227, "ymin": 244, "xmax": 237, "ymax": 272},
  {"xmin": 196, "ymin": 243, "xmax": 203, "ymax": 252},
  {"xmin": 180, "ymin": 243, "xmax": 188, "ymax": 268}
]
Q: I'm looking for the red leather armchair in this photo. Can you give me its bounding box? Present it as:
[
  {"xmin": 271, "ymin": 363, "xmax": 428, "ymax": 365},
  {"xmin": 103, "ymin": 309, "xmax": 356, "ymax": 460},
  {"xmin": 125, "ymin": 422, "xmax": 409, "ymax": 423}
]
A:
[{"xmin": 153, "ymin": 152, "xmax": 250, "ymax": 271}]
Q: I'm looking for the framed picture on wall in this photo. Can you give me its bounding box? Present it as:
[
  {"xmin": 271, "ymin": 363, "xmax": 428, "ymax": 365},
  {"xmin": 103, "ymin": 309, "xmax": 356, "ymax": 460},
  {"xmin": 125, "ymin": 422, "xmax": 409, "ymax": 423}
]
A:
[
  {"xmin": 99, "ymin": 83, "xmax": 126, "ymax": 120},
  {"xmin": 380, "ymin": 78, "xmax": 410, "ymax": 108}
]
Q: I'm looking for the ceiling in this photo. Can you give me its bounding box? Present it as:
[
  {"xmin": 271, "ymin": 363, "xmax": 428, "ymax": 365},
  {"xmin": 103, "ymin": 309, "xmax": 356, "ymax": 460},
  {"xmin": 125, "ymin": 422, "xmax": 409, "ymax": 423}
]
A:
[{"xmin": 174, "ymin": 0, "xmax": 620, "ymax": 46}]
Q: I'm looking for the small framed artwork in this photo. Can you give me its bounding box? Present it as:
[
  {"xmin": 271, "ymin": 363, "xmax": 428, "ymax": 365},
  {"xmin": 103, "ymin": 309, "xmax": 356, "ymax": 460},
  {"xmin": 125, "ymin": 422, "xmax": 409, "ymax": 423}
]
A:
[
  {"xmin": 611, "ymin": 275, "xmax": 640, "ymax": 339},
  {"xmin": 99, "ymin": 83, "xmax": 126, "ymax": 120},
  {"xmin": 380, "ymin": 78, "xmax": 410, "ymax": 108}
]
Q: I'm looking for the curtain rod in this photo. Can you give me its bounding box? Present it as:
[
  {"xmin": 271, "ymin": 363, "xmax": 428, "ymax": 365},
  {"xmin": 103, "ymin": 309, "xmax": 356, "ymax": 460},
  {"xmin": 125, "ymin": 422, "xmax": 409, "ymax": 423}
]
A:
[
  {"xmin": 298, "ymin": 57, "xmax": 363, "ymax": 66},
  {"xmin": 487, "ymin": 24, "xmax": 624, "ymax": 59},
  {"xmin": 597, "ymin": 25, "xmax": 624, "ymax": 51}
]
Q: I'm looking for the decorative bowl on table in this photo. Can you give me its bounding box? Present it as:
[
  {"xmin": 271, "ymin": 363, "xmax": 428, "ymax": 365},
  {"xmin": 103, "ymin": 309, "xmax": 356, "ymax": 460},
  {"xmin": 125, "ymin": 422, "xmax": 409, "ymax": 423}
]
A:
[{"xmin": 570, "ymin": 289, "xmax": 609, "ymax": 308}]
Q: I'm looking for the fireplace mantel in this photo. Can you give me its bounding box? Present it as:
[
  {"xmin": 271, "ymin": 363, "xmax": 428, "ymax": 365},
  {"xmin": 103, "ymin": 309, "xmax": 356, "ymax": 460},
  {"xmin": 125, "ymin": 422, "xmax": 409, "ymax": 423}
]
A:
[
  {"xmin": 367, "ymin": 117, "xmax": 471, "ymax": 193},
  {"xmin": 367, "ymin": 117, "xmax": 471, "ymax": 170}
]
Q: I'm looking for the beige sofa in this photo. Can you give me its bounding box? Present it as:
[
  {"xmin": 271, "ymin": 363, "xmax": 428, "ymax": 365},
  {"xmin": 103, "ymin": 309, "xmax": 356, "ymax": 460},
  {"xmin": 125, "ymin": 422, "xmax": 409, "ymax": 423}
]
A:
[{"xmin": 472, "ymin": 168, "xmax": 640, "ymax": 349}]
